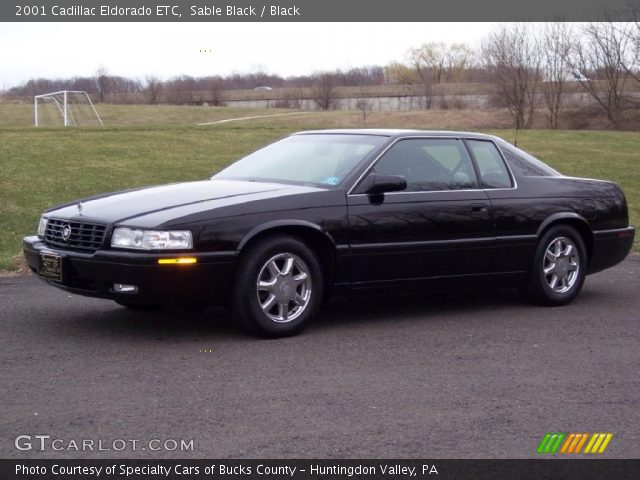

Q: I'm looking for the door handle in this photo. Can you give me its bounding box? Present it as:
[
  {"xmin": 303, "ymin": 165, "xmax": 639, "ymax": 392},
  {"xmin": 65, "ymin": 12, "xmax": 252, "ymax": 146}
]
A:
[{"xmin": 471, "ymin": 203, "xmax": 490, "ymax": 215}]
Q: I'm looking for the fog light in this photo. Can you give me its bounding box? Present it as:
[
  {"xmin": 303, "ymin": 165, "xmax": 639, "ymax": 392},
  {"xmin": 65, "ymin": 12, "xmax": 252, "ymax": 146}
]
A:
[{"xmin": 113, "ymin": 283, "xmax": 138, "ymax": 294}]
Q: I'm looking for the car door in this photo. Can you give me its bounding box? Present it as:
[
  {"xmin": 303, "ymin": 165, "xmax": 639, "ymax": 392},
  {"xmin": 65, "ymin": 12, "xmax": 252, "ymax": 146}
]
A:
[
  {"xmin": 347, "ymin": 137, "xmax": 494, "ymax": 284},
  {"xmin": 464, "ymin": 138, "xmax": 528, "ymax": 273}
]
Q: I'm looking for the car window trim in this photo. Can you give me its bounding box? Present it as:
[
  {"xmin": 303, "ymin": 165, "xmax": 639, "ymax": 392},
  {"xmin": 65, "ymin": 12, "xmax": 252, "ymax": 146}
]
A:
[
  {"xmin": 347, "ymin": 135, "xmax": 518, "ymax": 196},
  {"xmin": 463, "ymin": 138, "xmax": 515, "ymax": 190}
]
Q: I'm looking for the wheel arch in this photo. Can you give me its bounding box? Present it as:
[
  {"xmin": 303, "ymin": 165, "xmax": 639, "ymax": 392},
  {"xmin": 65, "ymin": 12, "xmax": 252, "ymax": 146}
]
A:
[
  {"xmin": 536, "ymin": 213, "xmax": 593, "ymax": 265},
  {"xmin": 237, "ymin": 220, "xmax": 337, "ymax": 293}
]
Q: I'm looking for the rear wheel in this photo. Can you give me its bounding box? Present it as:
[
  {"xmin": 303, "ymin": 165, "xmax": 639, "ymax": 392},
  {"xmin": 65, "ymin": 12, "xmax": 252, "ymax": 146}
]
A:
[
  {"xmin": 521, "ymin": 225, "xmax": 587, "ymax": 306},
  {"xmin": 230, "ymin": 235, "xmax": 323, "ymax": 337}
]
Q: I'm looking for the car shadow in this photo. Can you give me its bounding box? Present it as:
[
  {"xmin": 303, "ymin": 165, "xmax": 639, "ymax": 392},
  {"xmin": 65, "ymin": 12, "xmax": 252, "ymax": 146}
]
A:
[
  {"xmin": 50, "ymin": 284, "xmax": 542, "ymax": 341},
  {"xmin": 316, "ymin": 286, "xmax": 526, "ymax": 327},
  {"xmin": 309, "ymin": 285, "xmax": 604, "ymax": 336}
]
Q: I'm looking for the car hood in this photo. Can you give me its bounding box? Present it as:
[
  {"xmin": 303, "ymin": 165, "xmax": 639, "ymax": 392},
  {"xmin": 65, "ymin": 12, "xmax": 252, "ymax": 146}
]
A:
[{"xmin": 45, "ymin": 179, "xmax": 325, "ymax": 225}]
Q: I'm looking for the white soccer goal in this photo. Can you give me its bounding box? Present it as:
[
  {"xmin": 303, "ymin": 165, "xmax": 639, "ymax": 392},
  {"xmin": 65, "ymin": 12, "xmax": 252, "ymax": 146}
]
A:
[{"xmin": 34, "ymin": 90, "xmax": 103, "ymax": 127}]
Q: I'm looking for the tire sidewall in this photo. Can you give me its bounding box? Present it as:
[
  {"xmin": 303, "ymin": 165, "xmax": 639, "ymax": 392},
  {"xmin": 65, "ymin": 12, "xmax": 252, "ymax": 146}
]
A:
[
  {"xmin": 534, "ymin": 225, "xmax": 587, "ymax": 305},
  {"xmin": 234, "ymin": 236, "xmax": 324, "ymax": 337}
]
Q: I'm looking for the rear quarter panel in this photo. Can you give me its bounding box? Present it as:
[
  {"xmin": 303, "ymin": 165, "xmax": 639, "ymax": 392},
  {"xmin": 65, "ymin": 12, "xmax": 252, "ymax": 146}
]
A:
[{"xmin": 485, "ymin": 176, "xmax": 628, "ymax": 272}]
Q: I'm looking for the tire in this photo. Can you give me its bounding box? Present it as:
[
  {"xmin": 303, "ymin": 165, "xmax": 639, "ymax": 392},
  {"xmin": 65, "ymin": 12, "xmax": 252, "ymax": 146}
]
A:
[
  {"xmin": 114, "ymin": 300, "xmax": 160, "ymax": 310},
  {"xmin": 521, "ymin": 225, "xmax": 587, "ymax": 306},
  {"xmin": 230, "ymin": 235, "xmax": 324, "ymax": 337}
]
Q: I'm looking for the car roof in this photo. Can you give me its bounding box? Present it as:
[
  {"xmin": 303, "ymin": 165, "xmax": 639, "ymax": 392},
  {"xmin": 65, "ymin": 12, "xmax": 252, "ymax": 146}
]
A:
[{"xmin": 292, "ymin": 129, "xmax": 499, "ymax": 141}]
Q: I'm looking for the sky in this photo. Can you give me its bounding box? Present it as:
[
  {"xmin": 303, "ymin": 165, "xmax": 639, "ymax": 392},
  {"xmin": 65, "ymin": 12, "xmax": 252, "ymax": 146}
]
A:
[{"xmin": 0, "ymin": 22, "xmax": 503, "ymax": 88}]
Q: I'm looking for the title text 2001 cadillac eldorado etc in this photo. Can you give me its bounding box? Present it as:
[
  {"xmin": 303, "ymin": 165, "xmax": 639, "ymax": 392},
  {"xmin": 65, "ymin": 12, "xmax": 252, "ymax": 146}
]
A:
[{"xmin": 24, "ymin": 130, "xmax": 635, "ymax": 337}]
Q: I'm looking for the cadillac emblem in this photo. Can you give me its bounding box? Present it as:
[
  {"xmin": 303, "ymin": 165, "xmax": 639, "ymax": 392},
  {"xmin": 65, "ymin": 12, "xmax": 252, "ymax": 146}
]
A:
[{"xmin": 61, "ymin": 224, "xmax": 72, "ymax": 241}]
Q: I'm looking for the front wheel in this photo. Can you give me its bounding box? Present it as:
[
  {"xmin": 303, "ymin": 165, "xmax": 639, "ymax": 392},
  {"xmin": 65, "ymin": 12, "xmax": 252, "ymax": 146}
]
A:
[
  {"xmin": 521, "ymin": 225, "xmax": 587, "ymax": 306},
  {"xmin": 230, "ymin": 235, "xmax": 324, "ymax": 337}
]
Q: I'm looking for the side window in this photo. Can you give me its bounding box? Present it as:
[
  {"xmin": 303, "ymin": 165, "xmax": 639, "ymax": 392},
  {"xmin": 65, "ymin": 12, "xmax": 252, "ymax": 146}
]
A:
[
  {"xmin": 374, "ymin": 139, "xmax": 478, "ymax": 192},
  {"xmin": 466, "ymin": 140, "xmax": 513, "ymax": 188}
]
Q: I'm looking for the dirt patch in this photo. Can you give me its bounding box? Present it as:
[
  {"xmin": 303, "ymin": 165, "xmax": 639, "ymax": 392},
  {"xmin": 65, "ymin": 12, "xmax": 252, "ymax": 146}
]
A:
[{"xmin": 0, "ymin": 254, "xmax": 30, "ymax": 277}]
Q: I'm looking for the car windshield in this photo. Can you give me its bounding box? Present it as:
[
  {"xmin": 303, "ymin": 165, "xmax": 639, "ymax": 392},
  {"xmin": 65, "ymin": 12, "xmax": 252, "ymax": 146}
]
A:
[{"xmin": 213, "ymin": 134, "xmax": 387, "ymax": 187}]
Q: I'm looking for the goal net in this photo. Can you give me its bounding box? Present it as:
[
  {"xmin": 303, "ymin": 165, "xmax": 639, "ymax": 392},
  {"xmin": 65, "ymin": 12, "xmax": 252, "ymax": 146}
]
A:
[{"xmin": 34, "ymin": 91, "xmax": 103, "ymax": 127}]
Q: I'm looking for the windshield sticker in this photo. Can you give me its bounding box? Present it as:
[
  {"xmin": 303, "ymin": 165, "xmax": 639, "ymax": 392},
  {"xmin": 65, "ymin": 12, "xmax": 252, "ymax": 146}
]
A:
[{"xmin": 320, "ymin": 176, "xmax": 341, "ymax": 186}]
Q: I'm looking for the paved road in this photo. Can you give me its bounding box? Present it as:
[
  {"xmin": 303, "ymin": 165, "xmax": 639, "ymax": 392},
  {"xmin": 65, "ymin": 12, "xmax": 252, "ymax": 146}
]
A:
[{"xmin": 1, "ymin": 258, "xmax": 638, "ymax": 459}]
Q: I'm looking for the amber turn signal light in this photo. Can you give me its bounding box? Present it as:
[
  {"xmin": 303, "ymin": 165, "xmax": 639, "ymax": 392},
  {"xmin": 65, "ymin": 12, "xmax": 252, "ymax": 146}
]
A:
[{"xmin": 157, "ymin": 257, "xmax": 197, "ymax": 265}]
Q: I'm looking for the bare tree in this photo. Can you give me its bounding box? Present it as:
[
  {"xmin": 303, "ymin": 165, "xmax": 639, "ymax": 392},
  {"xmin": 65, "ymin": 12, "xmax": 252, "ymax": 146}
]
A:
[
  {"xmin": 567, "ymin": 21, "xmax": 634, "ymax": 129},
  {"xmin": 203, "ymin": 76, "xmax": 226, "ymax": 106},
  {"xmin": 339, "ymin": 66, "xmax": 385, "ymax": 86},
  {"xmin": 144, "ymin": 76, "xmax": 162, "ymax": 105},
  {"xmin": 312, "ymin": 73, "xmax": 338, "ymax": 110},
  {"xmin": 624, "ymin": 2, "xmax": 640, "ymax": 84},
  {"xmin": 164, "ymin": 75, "xmax": 197, "ymax": 104},
  {"xmin": 443, "ymin": 43, "xmax": 474, "ymax": 82},
  {"xmin": 541, "ymin": 22, "xmax": 572, "ymax": 128},
  {"xmin": 276, "ymin": 87, "xmax": 304, "ymax": 109},
  {"xmin": 386, "ymin": 43, "xmax": 473, "ymax": 90},
  {"xmin": 407, "ymin": 44, "xmax": 440, "ymax": 108},
  {"xmin": 384, "ymin": 62, "xmax": 416, "ymax": 84},
  {"xmin": 409, "ymin": 43, "xmax": 447, "ymax": 83},
  {"xmin": 355, "ymin": 98, "xmax": 373, "ymax": 126},
  {"xmin": 95, "ymin": 66, "xmax": 110, "ymax": 103},
  {"xmin": 481, "ymin": 24, "xmax": 542, "ymax": 129}
]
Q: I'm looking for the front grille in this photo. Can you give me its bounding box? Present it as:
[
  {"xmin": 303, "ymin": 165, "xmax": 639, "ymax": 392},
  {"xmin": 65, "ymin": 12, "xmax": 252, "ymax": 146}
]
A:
[{"xmin": 44, "ymin": 219, "xmax": 107, "ymax": 252}]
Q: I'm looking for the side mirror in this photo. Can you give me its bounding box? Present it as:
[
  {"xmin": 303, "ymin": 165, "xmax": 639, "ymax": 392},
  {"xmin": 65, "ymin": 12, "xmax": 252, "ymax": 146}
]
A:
[{"xmin": 366, "ymin": 173, "xmax": 407, "ymax": 194}]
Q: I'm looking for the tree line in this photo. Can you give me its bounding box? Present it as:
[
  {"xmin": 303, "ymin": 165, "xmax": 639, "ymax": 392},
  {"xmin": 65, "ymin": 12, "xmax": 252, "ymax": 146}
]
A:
[{"xmin": 4, "ymin": 17, "xmax": 640, "ymax": 130}]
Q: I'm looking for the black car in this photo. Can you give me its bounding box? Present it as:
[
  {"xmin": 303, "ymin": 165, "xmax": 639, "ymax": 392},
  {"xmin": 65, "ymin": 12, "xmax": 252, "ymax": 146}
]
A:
[{"xmin": 24, "ymin": 130, "xmax": 635, "ymax": 337}]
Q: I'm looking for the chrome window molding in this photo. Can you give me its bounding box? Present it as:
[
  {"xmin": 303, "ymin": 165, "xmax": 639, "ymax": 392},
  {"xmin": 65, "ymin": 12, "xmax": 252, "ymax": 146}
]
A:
[{"xmin": 346, "ymin": 136, "xmax": 518, "ymax": 196}]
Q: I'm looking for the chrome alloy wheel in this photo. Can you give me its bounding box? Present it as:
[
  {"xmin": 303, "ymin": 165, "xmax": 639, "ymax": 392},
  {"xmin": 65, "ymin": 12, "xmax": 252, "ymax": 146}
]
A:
[
  {"xmin": 543, "ymin": 236, "xmax": 580, "ymax": 294},
  {"xmin": 256, "ymin": 252, "xmax": 312, "ymax": 323}
]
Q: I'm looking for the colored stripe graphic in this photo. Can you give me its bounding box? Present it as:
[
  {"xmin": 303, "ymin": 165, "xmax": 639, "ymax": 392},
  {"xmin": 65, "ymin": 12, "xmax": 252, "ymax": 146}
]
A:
[
  {"xmin": 537, "ymin": 433, "xmax": 565, "ymax": 453},
  {"xmin": 537, "ymin": 434, "xmax": 552, "ymax": 453},
  {"xmin": 538, "ymin": 433, "xmax": 613, "ymax": 454},
  {"xmin": 574, "ymin": 433, "xmax": 590, "ymax": 453},
  {"xmin": 584, "ymin": 433, "xmax": 614, "ymax": 454},
  {"xmin": 560, "ymin": 433, "xmax": 575, "ymax": 453},
  {"xmin": 560, "ymin": 433, "xmax": 589, "ymax": 453}
]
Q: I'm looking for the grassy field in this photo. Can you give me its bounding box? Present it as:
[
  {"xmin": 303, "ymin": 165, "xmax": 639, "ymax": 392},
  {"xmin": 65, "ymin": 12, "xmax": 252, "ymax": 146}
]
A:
[{"xmin": 0, "ymin": 104, "xmax": 638, "ymax": 271}]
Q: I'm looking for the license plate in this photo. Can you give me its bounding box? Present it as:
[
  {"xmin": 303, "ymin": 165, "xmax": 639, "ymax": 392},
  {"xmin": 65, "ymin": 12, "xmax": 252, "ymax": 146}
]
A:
[{"xmin": 39, "ymin": 253, "xmax": 62, "ymax": 281}]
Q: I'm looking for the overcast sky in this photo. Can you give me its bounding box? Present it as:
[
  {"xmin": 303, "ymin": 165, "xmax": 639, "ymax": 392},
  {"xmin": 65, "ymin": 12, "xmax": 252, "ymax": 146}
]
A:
[{"xmin": 0, "ymin": 22, "xmax": 509, "ymax": 88}]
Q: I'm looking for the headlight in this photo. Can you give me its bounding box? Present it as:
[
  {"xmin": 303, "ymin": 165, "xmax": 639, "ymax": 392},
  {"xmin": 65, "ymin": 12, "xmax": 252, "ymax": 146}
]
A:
[
  {"xmin": 111, "ymin": 228, "xmax": 193, "ymax": 250},
  {"xmin": 37, "ymin": 217, "xmax": 48, "ymax": 237}
]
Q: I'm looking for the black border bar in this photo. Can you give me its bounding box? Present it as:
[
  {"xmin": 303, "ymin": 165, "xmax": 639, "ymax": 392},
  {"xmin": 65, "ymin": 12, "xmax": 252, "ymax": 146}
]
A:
[
  {"xmin": 3, "ymin": 0, "xmax": 639, "ymax": 22},
  {"xmin": 2, "ymin": 459, "xmax": 640, "ymax": 480}
]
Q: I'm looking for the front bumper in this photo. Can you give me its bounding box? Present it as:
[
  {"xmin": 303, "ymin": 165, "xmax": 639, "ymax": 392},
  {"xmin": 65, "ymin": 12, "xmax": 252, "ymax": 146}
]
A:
[
  {"xmin": 588, "ymin": 226, "xmax": 635, "ymax": 274},
  {"xmin": 23, "ymin": 236, "xmax": 237, "ymax": 306}
]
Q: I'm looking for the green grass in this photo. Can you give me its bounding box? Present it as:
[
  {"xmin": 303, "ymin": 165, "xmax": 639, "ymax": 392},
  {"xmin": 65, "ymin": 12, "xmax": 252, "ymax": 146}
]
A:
[
  {"xmin": 0, "ymin": 104, "xmax": 638, "ymax": 270},
  {"xmin": 0, "ymin": 102, "xmax": 298, "ymax": 127}
]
